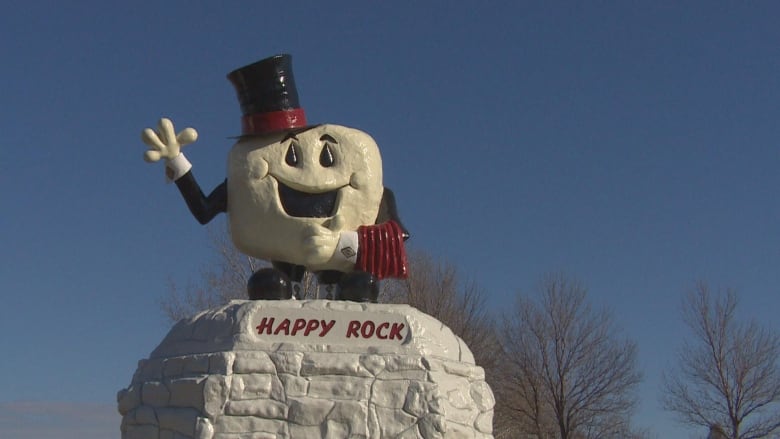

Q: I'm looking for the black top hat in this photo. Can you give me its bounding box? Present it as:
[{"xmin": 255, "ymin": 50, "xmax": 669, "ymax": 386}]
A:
[{"xmin": 227, "ymin": 54, "xmax": 308, "ymax": 136}]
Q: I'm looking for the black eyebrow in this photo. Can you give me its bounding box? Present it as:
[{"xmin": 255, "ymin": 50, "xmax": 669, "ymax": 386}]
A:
[
  {"xmin": 283, "ymin": 132, "xmax": 299, "ymax": 142},
  {"xmin": 320, "ymin": 134, "xmax": 338, "ymax": 143}
]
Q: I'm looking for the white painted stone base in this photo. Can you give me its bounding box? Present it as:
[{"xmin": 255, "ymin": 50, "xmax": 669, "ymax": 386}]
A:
[{"xmin": 118, "ymin": 300, "xmax": 494, "ymax": 438}]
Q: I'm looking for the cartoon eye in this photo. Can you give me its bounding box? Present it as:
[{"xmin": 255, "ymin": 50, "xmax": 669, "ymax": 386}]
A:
[
  {"xmin": 286, "ymin": 143, "xmax": 299, "ymax": 167},
  {"xmin": 320, "ymin": 144, "xmax": 335, "ymax": 167}
]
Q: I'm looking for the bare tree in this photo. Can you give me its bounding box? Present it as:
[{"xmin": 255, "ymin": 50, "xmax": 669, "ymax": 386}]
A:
[
  {"xmin": 381, "ymin": 250, "xmax": 499, "ymax": 370},
  {"xmin": 496, "ymin": 274, "xmax": 643, "ymax": 439},
  {"xmin": 662, "ymin": 282, "xmax": 780, "ymax": 439}
]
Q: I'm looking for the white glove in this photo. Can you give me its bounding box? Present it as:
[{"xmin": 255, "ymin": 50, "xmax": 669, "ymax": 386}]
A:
[{"xmin": 141, "ymin": 118, "xmax": 198, "ymax": 163}]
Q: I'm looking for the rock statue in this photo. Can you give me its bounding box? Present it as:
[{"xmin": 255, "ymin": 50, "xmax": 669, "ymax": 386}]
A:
[
  {"xmin": 127, "ymin": 54, "xmax": 495, "ymax": 439},
  {"xmin": 118, "ymin": 300, "xmax": 496, "ymax": 438},
  {"xmin": 142, "ymin": 54, "xmax": 409, "ymax": 302}
]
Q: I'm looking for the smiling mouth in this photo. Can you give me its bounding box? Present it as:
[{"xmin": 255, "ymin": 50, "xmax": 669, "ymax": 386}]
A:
[{"xmin": 278, "ymin": 182, "xmax": 338, "ymax": 218}]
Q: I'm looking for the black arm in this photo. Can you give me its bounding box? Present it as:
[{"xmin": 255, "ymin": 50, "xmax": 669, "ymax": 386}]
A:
[
  {"xmin": 174, "ymin": 172, "xmax": 227, "ymax": 225},
  {"xmin": 376, "ymin": 188, "xmax": 410, "ymax": 240}
]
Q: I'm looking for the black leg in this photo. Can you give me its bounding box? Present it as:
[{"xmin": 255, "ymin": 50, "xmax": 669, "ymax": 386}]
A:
[
  {"xmin": 337, "ymin": 271, "xmax": 379, "ymax": 303},
  {"xmin": 273, "ymin": 261, "xmax": 307, "ymax": 298},
  {"xmin": 247, "ymin": 268, "xmax": 292, "ymax": 300}
]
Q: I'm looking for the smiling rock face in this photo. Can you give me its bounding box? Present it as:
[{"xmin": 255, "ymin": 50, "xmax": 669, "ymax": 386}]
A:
[{"xmin": 227, "ymin": 124, "xmax": 384, "ymax": 270}]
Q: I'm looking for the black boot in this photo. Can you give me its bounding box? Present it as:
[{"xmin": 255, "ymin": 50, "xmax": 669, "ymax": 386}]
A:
[
  {"xmin": 336, "ymin": 271, "xmax": 379, "ymax": 303},
  {"xmin": 317, "ymin": 270, "xmax": 343, "ymax": 300},
  {"xmin": 247, "ymin": 268, "xmax": 292, "ymax": 300},
  {"xmin": 273, "ymin": 261, "xmax": 306, "ymax": 299}
]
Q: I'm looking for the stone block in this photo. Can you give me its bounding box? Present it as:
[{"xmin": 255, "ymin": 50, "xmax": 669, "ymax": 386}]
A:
[
  {"xmin": 269, "ymin": 375, "xmax": 286, "ymax": 402},
  {"xmin": 135, "ymin": 405, "xmax": 158, "ymax": 425},
  {"xmin": 445, "ymin": 421, "xmax": 477, "ymax": 438},
  {"xmin": 195, "ymin": 416, "xmax": 214, "ymax": 439},
  {"xmin": 456, "ymin": 338, "xmax": 476, "ymax": 365},
  {"xmin": 142, "ymin": 381, "xmax": 171, "ymax": 407},
  {"xmin": 233, "ymin": 351, "xmax": 274, "ymax": 374},
  {"xmin": 418, "ymin": 414, "xmax": 446, "ymax": 439},
  {"xmin": 203, "ymin": 375, "xmax": 230, "ymax": 418},
  {"xmin": 288, "ymin": 397, "xmax": 335, "ymax": 425},
  {"xmin": 327, "ymin": 400, "xmax": 368, "ymax": 436},
  {"xmin": 214, "ymin": 415, "xmax": 287, "ymax": 435},
  {"xmin": 474, "ymin": 411, "xmax": 493, "ymax": 434},
  {"xmin": 443, "ymin": 361, "xmax": 482, "ymax": 380},
  {"xmin": 211, "ymin": 432, "xmax": 278, "ymax": 439},
  {"xmin": 446, "ymin": 386, "xmax": 472, "ymax": 410},
  {"xmin": 136, "ymin": 358, "xmax": 164, "ymax": 381},
  {"xmin": 123, "ymin": 423, "xmax": 160, "ymax": 439},
  {"xmin": 428, "ymin": 395, "xmax": 444, "ymax": 415},
  {"xmin": 224, "ymin": 399, "xmax": 287, "ymax": 418},
  {"xmin": 372, "ymin": 380, "xmax": 410, "ymax": 408},
  {"xmin": 157, "ymin": 407, "xmax": 199, "ymax": 437},
  {"xmin": 469, "ymin": 381, "xmax": 495, "ymax": 412},
  {"xmin": 117, "ymin": 385, "xmax": 141, "ymax": 415},
  {"xmin": 163, "ymin": 357, "xmax": 186, "ymax": 377},
  {"xmin": 373, "ymin": 405, "xmax": 417, "ymax": 438},
  {"xmin": 228, "ymin": 375, "xmax": 244, "ymax": 401},
  {"xmin": 191, "ymin": 306, "xmax": 237, "ymax": 342},
  {"xmin": 359, "ymin": 354, "xmax": 386, "ymax": 375},
  {"xmin": 269, "ymin": 351, "xmax": 304, "ymax": 375},
  {"xmin": 323, "ymin": 420, "xmax": 349, "ymax": 439},
  {"xmin": 235, "ymin": 373, "xmax": 273, "ymax": 400},
  {"xmin": 403, "ymin": 384, "xmax": 427, "ymax": 417},
  {"xmin": 378, "ymin": 368, "xmax": 429, "ymax": 381},
  {"xmin": 289, "ymin": 424, "xmax": 322, "ymax": 437},
  {"xmin": 159, "ymin": 430, "xmax": 192, "ymax": 439},
  {"xmin": 209, "ymin": 352, "xmax": 235, "ymax": 375},
  {"xmin": 439, "ymin": 397, "xmax": 479, "ymax": 427},
  {"xmin": 429, "ymin": 372, "xmax": 470, "ymax": 398},
  {"xmin": 186, "ymin": 354, "xmax": 212, "ymax": 374},
  {"xmin": 308, "ymin": 377, "xmax": 371, "ymax": 400},
  {"xmin": 385, "ymin": 355, "xmax": 427, "ymax": 372},
  {"xmin": 301, "ymin": 352, "xmax": 371, "ymax": 377},
  {"xmin": 278, "ymin": 373, "xmax": 308, "ymax": 397},
  {"xmin": 396, "ymin": 423, "xmax": 423, "ymax": 439},
  {"xmin": 169, "ymin": 376, "xmax": 206, "ymax": 410}
]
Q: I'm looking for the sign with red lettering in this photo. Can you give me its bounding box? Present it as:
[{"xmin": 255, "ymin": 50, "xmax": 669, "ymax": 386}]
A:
[{"xmin": 252, "ymin": 310, "xmax": 408, "ymax": 345}]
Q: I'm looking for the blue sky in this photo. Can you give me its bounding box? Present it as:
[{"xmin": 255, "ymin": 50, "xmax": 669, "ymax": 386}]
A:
[{"xmin": 2, "ymin": 1, "xmax": 779, "ymax": 437}]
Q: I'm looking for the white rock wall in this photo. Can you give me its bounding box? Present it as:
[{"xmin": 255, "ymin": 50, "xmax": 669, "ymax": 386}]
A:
[{"xmin": 118, "ymin": 300, "xmax": 494, "ymax": 438}]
